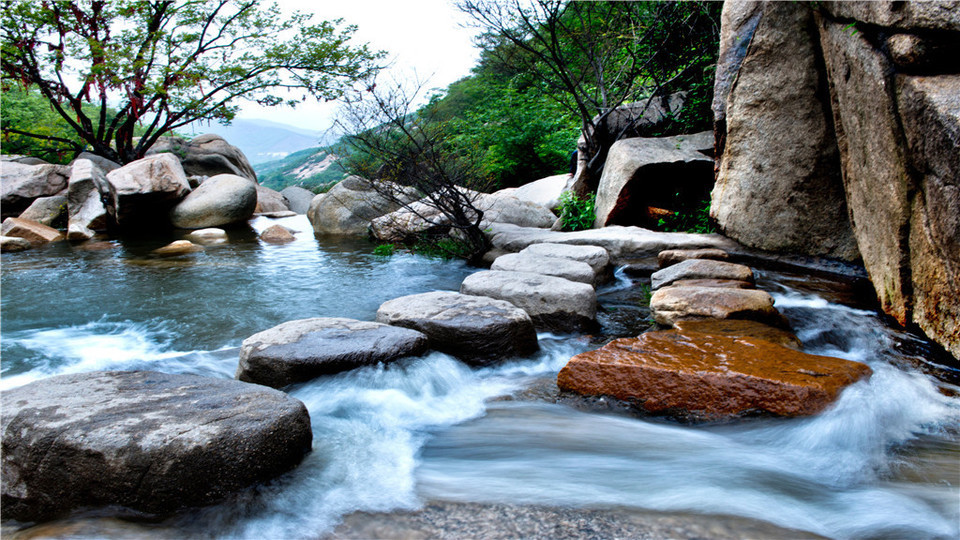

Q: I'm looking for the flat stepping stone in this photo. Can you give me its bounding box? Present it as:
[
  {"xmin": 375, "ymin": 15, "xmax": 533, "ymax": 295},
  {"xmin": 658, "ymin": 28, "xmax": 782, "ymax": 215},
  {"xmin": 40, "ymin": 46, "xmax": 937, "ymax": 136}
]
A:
[
  {"xmin": 1, "ymin": 371, "xmax": 312, "ymax": 521},
  {"xmin": 557, "ymin": 330, "xmax": 871, "ymax": 421},
  {"xmin": 671, "ymin": 278, "xmax": 755, "ymax": 289},
  {"xmin": 650, "ymin": 286, "xmax": 785, "ymax": 327},
  {"xmin": 376, "ymin": 291, "xmax": 538, "ymax": 366},
  {"xmin": 491, "ymin": 253, "xmax": 595, "ymax": 285},
  {"xmin": 651, "ymin": 259, "xmax": 755, "ymax": 290},
  {"xmin": 657, "ymin": 248, "xmax": 729, "ymax": 268},
  {"xmin": 237, "ymin": 317, "xmax": 429, "ymax": 388},
  {"xmin": 673, "ymin": 319, "xmax": 802, "ymax": 350},
  {"xmin": 460, "ymin": 270, "xmax": 596, "ymax": 332},
  {"xmin": 519, "ymin": 243, "xmax": 610, "ymax": 274}
]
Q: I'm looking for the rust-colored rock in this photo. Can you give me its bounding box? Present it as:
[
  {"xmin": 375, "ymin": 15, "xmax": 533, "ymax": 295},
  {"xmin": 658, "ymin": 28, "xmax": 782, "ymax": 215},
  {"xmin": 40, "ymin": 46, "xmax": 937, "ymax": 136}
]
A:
[
  {"xmin": 673, "ymin": 319, "xmax": 802, "ymax": 350},
  {"xmin": 650, "ymin": 285, "xmax": 784, "ymax": 327},
  {"xmin": 557, "ymin": 330, "xmax": 872, "ymax": 421},
  {"xmin": 1, "ymin": 217, "xmax": 64, "ymax": 246},
  {"xmin": 260, "ymin": 224, "xmax": 296, "ymax": 243}
]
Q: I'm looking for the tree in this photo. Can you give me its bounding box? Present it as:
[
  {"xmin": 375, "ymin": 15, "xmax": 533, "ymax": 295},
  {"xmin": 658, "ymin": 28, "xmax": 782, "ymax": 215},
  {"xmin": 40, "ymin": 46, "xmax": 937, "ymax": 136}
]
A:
[
  {"xmin": 1, "ymin": 0, "xmax": 383, "ymax": 164},
  {"xmin": 334, "ymin": 78, "xmax": 492, "ymax": 262},
  {"xmin": 458, "ymin": 0, "xmax": 721, "ymax": 195}
]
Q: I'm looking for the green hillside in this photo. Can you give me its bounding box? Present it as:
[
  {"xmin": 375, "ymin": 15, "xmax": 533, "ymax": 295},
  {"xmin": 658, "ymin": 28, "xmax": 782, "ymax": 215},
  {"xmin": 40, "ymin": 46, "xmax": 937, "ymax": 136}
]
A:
[{"xmin": 255, "ymin": 146, "xmax": 348, "ymax": 193}]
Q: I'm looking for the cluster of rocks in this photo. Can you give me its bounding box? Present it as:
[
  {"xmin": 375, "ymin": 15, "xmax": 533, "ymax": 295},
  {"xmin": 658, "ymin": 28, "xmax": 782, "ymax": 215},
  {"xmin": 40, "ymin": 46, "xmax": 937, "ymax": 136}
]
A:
[
  {"xmin": 1, "ymin": 135, "xmax": 315, "ymax": 252},
  {"xmin": 557, "ymin": 248, "xmax": 873, "ymax": 422}
]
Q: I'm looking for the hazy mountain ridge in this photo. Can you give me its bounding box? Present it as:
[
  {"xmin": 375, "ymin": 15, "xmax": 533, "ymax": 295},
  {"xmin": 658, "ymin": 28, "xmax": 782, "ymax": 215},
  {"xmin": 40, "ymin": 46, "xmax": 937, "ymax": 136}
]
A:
[{"xmin": 184, "ymin": 118, "xmax": 337, "ymax": 165}]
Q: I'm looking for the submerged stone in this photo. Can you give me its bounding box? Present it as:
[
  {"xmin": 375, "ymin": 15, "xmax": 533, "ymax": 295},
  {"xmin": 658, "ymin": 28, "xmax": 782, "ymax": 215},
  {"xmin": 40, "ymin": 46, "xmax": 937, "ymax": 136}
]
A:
[{"xmin": 557, "ymin": 330, "xmax": 871, "ymax": 421}]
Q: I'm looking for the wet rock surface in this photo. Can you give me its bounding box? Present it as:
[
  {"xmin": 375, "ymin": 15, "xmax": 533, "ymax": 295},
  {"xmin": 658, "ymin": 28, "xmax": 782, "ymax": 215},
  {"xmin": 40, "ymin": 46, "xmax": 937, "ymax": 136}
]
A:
[
  {"xmin": 557, "ymin": 330, "xmax": 872, "ymax": 421},
  {"xmin": 650, "ymin": 286, "xmax": 783, "ymax": 327},
  {"xmin": 259, "ymin": 224, "xmax": 296, "ymax": 243},
  {"xmin": 1, "ymin": 218, "xmax": 64, "ymax": 246},
  {"xmin": 237, "ymin": 317, "xmax": 429, "ymax": 388},
  {"xmin": 651, "ymin": 258, "xmax": 755, "ymax": 290},
  {"xmin": 0, "ymin": 370, "xmax": 312, "ymax": 522},
  {"xmin": 376, "ymin": 291, "xmax": 538, "ymax": 366},
  {"xmin": 658, "ymin": 248, "xmax": 729, "ymax": 268}
]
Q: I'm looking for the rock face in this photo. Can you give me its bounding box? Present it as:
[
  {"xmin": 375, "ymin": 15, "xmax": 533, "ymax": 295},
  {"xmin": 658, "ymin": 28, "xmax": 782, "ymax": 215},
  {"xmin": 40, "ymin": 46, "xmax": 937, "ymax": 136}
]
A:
[
  {"xmin": 309, "ymin": 177, "xmax": 418, "ymax": 236},
  {"xmin": 376, "ymin": 291, "xmax": 539, "ymax": 365},
  {"xmin": 460, "ymin": 270, "xmax": 596, "ymax": 332},
  {"xmin": 66, "ymin": 159, "xmax": 110, "ymax": 240},
  {"xmin": 255, "ymin": 185, "xmax": 290, "ymax": 213},
  {"xmin": 237, "ymin": 318, "xmax": 430, "ymax": 388},
  {"xmin": 169, "ymin": 174, "xmax": 257, "ymax": 229},
  {"xmin": 280, "ymin": 186, "xmax": 316, "ymax": 214},
  {"xmin": 18, "ymin": 195, "xmax": 67, "ymax": 227},
  {"xmin": 557, "ymin": 330, "xmax": 872, "ymax": 421},
  {"xmin": 500, "ymin": 173, "xmax": 571, "ymax": 211},
  {"xmin": 1, "ymin": 217, "xmax": 64, "ymax": 246},
  {"xmin": 649, "ymin": 286, "xmax": 782, "ymax": 328},
  {"xmin": 593, "ymin": 131, "xmax": 714, "ymax": 229},
  {"xmin": 103, "ymin": 154, "xmax": 191, "ymax": 228},
  {"xmin": 491, "ymin": 252, "xmax": 596, "ymax": 285},
  {"xmin": 480, "ymin": 192, "xmax": 557, "ymax": 228},
  {"xmin": 147, "ymin": 134, "xmax": 257, "ymax": 182},
  {"xmin": 712, "ymin": 0, "xmax": 960, "ymax": 359},
  {"xmin": 0, "ymin": 370, "xmax": 312, "ymax": 521},
  {"xmin": 1, "ymin": 162, "xmax": 70, "ymax": 219},
  {"xmin": 651, "ymin": 259, "xmax": 755, "ymax": 290}
]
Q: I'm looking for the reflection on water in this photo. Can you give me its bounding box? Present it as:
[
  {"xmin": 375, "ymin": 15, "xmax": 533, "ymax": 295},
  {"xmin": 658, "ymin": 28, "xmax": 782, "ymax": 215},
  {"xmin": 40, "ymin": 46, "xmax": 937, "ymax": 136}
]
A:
[{"xmin": 1, "ymin": 217, "xmax": 958, "ymax": 540}]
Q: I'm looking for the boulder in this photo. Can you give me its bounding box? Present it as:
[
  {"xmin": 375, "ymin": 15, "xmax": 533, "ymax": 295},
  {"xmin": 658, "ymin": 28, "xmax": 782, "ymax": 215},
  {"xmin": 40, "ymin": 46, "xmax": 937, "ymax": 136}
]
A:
[
  {"xmin": 376, "ymin": 291, "xmax": 538, "ymax": 365},
  {"xmin": 1, "ymin": 162, "xmax": 70, "ymax": 219},
  {"xmin": 671, "ymin": 278, "xmax": 755, "ymax": 290},
  {"xmin": 1, "ymin": 217, "xmax": 64, "ymax": 246},
  {"xmin": 479, "ymin": 191, "xmax": 556, "ymax": 228},
  {"xmin": 67, "ymin": 159, "xmax": 110, "ymax": 240},
  {"xmin": 0, "ymin": 235, "xmax": 32, "ymax": 252},
  {"xmin": 651, "ymin": 259, "xmax": 755, "ymax": 290},
  {"xmin": 310, "ymin": 176, "xmax": 419, "ymax": 236},
  {"xmin": 556, "ymin": 330, "xmax": 872, "ymax": 421},
  {"xmin": 258, "ymin": 210, "xmax": 298, "ymax": 218},
  {"xmin": 260, "ymin": 224, "xmax": 296, "ymax": 243},
  {"xmin": 712, "ymin": 1, "xmax": 859, "ymax": 260},
  {"xmin": 649, "ymin": 286, "xmax": 783, "ymax": 327},
  {"xmin": 657, "ymin": 248, "xmax": 729, "ymax": 268},
  {"xmin": 169, "ymin": 174, "xmax": 257, "ymax": 229},
  {"xmin": 70, "ymin": 152, "xmax": 121, "ymax": 173},
  {"xmin": 460, "ymin": 270, "xmax": 596, "ymax": 332},
  {"xmin": 18, "ymin": 194, "xmax": 68, "ymax": 227},
  {"xmin": 255, "ymin": 185, "xmax": 289, "ymax": 213},
  {"xmin": 280, "ymin": 186, "xmax": 316, "ymax": 214},
  {"xmin": 491, "ymin": 252, "xmax": 596, "ymax": 285},
  {"xmin": 508, "ymin": 173, "xmax": 571, "ymax": 211},
  {"xmin": 147, "ymin": 134, "xmax": 257, "ymax": 182},
  {"xmin": 0, "ymin": 370, "xmax": 312, "ymax": 521},
  {"xmin": 519, "ymin": 242, "xmax": 610, "ymax": 276},
  {"xmin": 486, "ymin": 222, "xmax": 740, "ymax": 265},
  {"xmin": 593, "ymin": 132, "xmax": 714, "ymax": 229},
  {"xmin": 152, "ymin": 240, "xmax": 203, "ymax": 256},
  {"xmin": 237, "ymin": 317, "xmax": 430, "ymax": 388},
  {"xmin": 1, "ymin": 155, "xmax": 48, "ymax": 165},
  {"xmin": 823, "ymin": 1, "xmax": 960, "ymax": 32},
  {"xmin": 103, "ymin": 154, "xmax": 191, "ymax": 228}
]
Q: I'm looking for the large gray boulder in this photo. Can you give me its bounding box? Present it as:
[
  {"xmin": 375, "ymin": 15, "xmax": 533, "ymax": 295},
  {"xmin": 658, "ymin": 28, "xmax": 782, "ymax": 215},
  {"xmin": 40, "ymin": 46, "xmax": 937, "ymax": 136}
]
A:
[
  {"xmin": 280, "ymin": 186, "xmax": 316, "ymax": 214},
  {"xmin": 479, "ymin": 191, "xmax": 556, "ymax": 228},
  {"xmin": 309, "ymin": 176, "xmax": 419, "ymax": 236},
  {"xmin": 376, "ymin": 291, "xmax": 539, "ymax": 366},
  {"xmin": 711, "ymin": 1, "xmax": 859, "ymax": 261},
  {"xmin": 70, "ymin": 152, "xmax": 121, "ymax": 173},
  {"xmin": 460, "ymin": 270, "xmax": 596, "ymax": 332},
  {"xmin": 1, "ymin": 371, "xmax": 312, "ymax": 521},
  {"xmin": 169, "ymin": 174, "xmax": 257, "ymax": 229},
  {"xmin": 103, "ymin": 154, "xmax": 191, "ymax": 228},
  {"xmin": 237, "ymin": 317, "xmax": 430, "ymax": 388},
  {"xmin": 651, "ymin": 259, "xmax": 756, "ymax": 290},
  {"xmin": 491, "ymin": 252, "xmax": 596, "ymax": 285},
  {"xmin": 255, "ymin": 184, "xmax": 290, "ymax": 213},
  {"xmin": 1, "ymin": 162, "xmax": 70, "ymax": 219},
  {"xmin": 593, "ymin": 132, "xmax": 714, "ymax": 228},
  {"xmin": 497, "ymin": 173, "xmax": 571, "ymax": 211},
  {"xmin": 66, "ymin": 159, "xmax": 110, "ymax": 240},
  {"xmin": 147, "ymin": 134, "xmax": 257, "ymax": 182},
  {"xmin": 18, "ymin": 194, "xmax": 67, "ymax": 227}
]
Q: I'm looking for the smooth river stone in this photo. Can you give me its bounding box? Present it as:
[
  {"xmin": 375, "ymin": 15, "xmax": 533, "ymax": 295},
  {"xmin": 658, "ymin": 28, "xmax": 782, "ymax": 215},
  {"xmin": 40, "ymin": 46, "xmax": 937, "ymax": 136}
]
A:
[
  {"xmin": 491, "ymin": 252, "xmax": 596, "ymax": 285},
  {"xmin": 237, "ymin": 317, "xmax": 429, "ymax": 388},
  {"xmin": 651, "ymin": 259, "xmax": 755, "ymax": 290},
  {"xmin": 1, "ymin": 371, "xmax": 312, "ymax": 521},
  {"xmin": 657, "ymin": 248, "xmax": 730, "ymax": 268},
  {"xmin": 376, "ymin": 291, "xmax": 538, "ymax": 366},
  {"xmin": 519, "ymin": 242, "xmax": 611, "ymax": 274},
  {"xmin": 557, "ymin": 330, "xmax": 872, "ymax": 421},
  {"xmin": 650, "ymin": 286, "xmax": 784, "ymax": 327}
]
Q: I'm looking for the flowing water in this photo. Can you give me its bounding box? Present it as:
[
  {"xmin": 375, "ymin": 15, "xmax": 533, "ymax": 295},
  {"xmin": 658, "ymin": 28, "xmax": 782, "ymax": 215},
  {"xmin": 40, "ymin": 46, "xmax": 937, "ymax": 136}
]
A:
[{"xmin": 1, "ymin": 216, "xmax": 958, "ymax": 539}]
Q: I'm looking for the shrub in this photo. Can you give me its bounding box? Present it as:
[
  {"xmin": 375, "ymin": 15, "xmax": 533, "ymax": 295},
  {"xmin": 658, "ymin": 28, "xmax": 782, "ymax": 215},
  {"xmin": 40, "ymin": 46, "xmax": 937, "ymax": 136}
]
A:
[
  {"xmin": 557, "ymin": 191, "xmax": 596, "ymax": 231},
  {"xmin": 657, "ymin": 199, "xmax": 717, "ymax": 234},
  {"xmin": 373, "ymin": 243, "xmax": 396, "ymax": 257}
]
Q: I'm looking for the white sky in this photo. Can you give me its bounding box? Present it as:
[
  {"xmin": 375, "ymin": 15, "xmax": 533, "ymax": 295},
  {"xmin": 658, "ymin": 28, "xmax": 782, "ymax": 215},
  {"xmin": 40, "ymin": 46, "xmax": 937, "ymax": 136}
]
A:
[{"xmin": 237, "ymin": 0, "xmax": 482, "ymax": 132}]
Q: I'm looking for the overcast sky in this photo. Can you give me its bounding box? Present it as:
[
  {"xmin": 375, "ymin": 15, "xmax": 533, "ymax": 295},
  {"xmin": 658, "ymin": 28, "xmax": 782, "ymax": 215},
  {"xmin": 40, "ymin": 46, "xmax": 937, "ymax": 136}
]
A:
[{"xmin": 237, "ymin": 0, "xmax": 481, "ymax": 132}]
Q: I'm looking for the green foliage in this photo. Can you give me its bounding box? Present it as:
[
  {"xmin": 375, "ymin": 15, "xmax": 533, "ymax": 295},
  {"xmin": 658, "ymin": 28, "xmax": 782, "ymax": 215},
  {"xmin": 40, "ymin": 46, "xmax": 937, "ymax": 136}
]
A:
[
  {"xmin": 255, "ymin": 147, "xmax": 348, "ymax": 192},
  {"xmin": 636, "ymin": 283, "xmax": 652, "ymax": 306},
  {"xmin": 2, "ymin": 0, "xmax": 383, "ymax": 163},
  {"xmin": 411, "ymin": 237, "xmax": 475, "ymax": 260},
  {"xmin": 373, "ymin": 243, "xmax": 396, "ymax": 257},
  {"xmin": 656, "ymin": 199, "xmax": 717, "ymax": 234},
  {"xmin": 557, "ymin": 191, "xmax": 596, "ymax": 232}
]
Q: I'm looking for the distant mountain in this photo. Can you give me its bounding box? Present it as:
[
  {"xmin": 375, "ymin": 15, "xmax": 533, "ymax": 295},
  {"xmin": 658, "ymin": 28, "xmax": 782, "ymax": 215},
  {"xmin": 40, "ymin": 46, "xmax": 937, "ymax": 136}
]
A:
[
  {"xmin": 254, "ymin": 146, "xmax": 348, "ymax": 192},
  {"xmin": 183, "ymin": 118, "xmax": 338, "ymax": 165}
]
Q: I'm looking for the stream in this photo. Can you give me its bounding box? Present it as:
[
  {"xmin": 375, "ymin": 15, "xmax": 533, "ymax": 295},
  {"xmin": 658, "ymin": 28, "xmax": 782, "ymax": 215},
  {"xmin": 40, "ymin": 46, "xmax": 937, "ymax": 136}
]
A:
[{"xmin": 1, "ymin": 216, "xmax": 958, "ymax": 539}]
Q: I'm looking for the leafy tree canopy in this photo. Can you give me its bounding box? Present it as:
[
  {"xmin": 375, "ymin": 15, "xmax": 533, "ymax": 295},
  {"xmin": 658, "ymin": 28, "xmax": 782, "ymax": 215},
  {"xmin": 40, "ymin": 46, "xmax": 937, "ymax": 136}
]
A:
[{"xmin": 1, "ymin": 0, "xmax": 383, "ymax": 164}]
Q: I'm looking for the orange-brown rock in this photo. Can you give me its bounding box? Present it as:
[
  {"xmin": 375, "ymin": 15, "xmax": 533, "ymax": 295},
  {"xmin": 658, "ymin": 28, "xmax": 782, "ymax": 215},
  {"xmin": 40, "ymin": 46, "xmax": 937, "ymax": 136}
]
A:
[
  {"xmin": 151, "ymin": 240, "xmax": 203, "ymax": 256},
  {"xmin": 260, "ymin": 224, "xmax": 296, "ymax": 243},
  {"xmin": 557, "ymin": 330, "xmax": 871, "ymax": 421},
  {"xmin": 670, "ymin": 278, "xmax": 754, "ymax": 289},
  {"xmin": 0, "ymin": 217, "xmax": 64, "ymax": 246},
  {"xmin": 673, "ymin": 319, "xmax": 802, "ymax": 350}
]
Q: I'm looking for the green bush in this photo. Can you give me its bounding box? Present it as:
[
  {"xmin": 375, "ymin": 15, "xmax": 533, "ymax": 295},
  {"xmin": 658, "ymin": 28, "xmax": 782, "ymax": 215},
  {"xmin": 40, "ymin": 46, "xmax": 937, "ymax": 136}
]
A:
[
  {"xmin": 657, "ymin": 199, "xmax": 717, "ymax": 234},
  {"xmin": 557, "ymin": 191, "xmax": 596, "ymax": 231},
  {"xmin": 411, "ymin": 237, "xmax": 474, "ymax": 260},
  {"xmin": 373, "ymin": 243, "xmax": 396, "ymax": 257}
]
